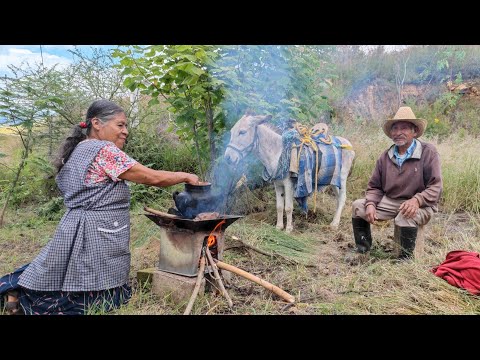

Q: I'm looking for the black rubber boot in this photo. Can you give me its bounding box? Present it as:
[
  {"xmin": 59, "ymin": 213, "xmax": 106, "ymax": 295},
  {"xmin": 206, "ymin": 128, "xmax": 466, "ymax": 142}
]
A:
[
  {"xmin": 352, "ymin": 217, "xmax": 372, "ymax": 253},
  {"xmin": 398, "ymin": 226, "xmax": 418, "ymax": 259}
]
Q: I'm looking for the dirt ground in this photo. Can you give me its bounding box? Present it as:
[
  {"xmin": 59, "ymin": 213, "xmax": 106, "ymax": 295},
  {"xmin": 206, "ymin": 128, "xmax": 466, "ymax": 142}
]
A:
[
  {"xmin": 127, "ymin": 192, "xmax": 480, "ymax": 315},
  {"xmin": 2, "ymin": 192, "xmax": 478, "ymax": 315}
]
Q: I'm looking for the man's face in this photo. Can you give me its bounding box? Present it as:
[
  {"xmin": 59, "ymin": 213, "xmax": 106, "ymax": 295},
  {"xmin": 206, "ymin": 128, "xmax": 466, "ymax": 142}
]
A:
[{"xmin": 390, "ymin": 121, "xmax": 417, "ymax": 147}]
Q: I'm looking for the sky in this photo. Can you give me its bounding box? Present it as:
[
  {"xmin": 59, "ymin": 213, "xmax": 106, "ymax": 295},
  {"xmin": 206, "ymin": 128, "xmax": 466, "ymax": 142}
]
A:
[
  {"xmin": 0, "ymin": 45, "xmax": 116, "ymax": 123},
  {"xmin": 0, "ymin": 45, "xmax": 409, "ymax": 77},
  {"xmin": 361, "ymin": 45, "xmax": 409, "ymax": 53},
  {"xmin": 0, "ymin": 45, "xmax": 115, "ymax": 77}
]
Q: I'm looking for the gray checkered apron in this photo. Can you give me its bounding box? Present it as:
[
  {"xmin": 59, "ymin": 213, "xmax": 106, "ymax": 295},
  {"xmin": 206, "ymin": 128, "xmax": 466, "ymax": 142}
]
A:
[{"xmin": 18, "ymin": 140, "xmax": 131, "ymax": 291}]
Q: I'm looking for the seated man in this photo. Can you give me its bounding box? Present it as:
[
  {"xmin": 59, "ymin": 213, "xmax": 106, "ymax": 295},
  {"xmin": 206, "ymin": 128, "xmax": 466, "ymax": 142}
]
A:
[{"xmin": 351, "ymin": 106, "xmax": 443, "ymax": 259}]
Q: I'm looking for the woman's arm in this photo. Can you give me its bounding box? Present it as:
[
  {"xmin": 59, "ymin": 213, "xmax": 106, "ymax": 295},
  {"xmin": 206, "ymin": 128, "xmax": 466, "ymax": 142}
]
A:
[{"xmin": 118, "ymin": 163, "xmax": 199, "ymax": 187}]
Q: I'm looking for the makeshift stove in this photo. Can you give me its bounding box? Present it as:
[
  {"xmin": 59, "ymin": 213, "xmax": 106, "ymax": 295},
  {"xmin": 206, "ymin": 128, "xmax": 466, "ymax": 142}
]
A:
[
  {"xmin": 138, "ymin": 207, "xmax": 295, "ymax": 313},
  {"xmin": 144, "ymin": 209, "xmax": 242, "ymax": 277}
]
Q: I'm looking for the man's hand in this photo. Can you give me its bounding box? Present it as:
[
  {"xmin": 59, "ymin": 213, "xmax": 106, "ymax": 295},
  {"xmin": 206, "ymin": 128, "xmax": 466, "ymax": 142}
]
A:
[
  {"xmin": 399, "ymin": 198, "xmax": 419, "ymax": 219},
  {"xmin": 365, "ymin": 204, "xmax": 378, "ymax": 224}
]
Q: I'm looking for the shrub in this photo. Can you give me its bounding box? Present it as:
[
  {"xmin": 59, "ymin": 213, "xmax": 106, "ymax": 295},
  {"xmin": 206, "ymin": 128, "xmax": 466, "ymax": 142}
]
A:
[{"xmin": 37, "ymin": 196, "xmax": 65, "ymax": 221}]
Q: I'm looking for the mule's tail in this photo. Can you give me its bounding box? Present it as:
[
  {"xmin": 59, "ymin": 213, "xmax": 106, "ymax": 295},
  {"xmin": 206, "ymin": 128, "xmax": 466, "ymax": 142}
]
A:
[{"xmin": 348, "ymin": 156, "xmax": 356, "ymax": 178}]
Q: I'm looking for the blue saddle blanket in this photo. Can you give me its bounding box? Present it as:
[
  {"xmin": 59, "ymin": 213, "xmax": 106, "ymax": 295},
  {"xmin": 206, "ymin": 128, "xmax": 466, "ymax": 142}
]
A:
[
  {"xmin": 261, "ymin": 128, "xmax": 344, "ymax": 213},
  {"xmin": 294, "ymin": 135, "xmax": 344, "ymax": 212}
]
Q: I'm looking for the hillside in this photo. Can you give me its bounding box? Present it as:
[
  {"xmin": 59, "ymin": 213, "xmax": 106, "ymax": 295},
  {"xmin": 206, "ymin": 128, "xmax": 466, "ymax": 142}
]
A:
[{"xmin": 334, "ymin": 80, "xmax": 480, "ymax": 130}]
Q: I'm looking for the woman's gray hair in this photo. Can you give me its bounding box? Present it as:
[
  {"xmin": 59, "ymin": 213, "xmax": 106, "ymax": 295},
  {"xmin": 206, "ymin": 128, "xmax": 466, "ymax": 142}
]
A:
[
  {"xmin": 86, "ymin": 99, "xmax": 125, "ymax": 126},
  {"xmin": 53, "ymin": 99, "xmax": 125, "ymax": 173}
]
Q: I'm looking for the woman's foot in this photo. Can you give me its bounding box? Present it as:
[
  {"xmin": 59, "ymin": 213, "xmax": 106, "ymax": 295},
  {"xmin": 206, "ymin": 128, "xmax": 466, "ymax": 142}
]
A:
[{"xmin": 5, "ymin": 290, "xmax": 22, "ymax": 315}]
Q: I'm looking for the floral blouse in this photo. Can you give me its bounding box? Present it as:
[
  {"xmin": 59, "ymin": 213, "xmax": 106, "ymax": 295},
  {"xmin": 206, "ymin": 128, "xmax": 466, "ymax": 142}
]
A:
[{"xmin": 85, "ymin": 142, "xmax": 137, "ymax": 185}]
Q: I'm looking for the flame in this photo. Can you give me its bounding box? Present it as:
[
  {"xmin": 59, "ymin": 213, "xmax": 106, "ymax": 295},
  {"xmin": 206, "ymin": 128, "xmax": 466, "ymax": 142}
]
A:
[
  {"xmin": 207, "ymin": 235, "xmax": 216, "ymax": 247},
  {"xmin": 207, "ymin": 219, "xmax": 226, "ymax": 247}
]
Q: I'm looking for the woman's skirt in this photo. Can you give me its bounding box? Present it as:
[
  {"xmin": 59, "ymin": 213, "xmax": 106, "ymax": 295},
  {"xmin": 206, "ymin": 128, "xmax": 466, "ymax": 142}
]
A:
[{"xmin": 0, "ymin": 264, "xmax": 131, "ymax": 315}]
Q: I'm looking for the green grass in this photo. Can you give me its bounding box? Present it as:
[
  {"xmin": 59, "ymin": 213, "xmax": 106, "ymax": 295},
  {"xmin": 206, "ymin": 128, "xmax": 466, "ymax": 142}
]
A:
[
  {"xmin": 228, "ymin": 220, "xmax": 318, "ymax": 265},
  {"xmin": 439, "ymin": 138, "xmax": 480, "ymax": 213},
  {"xmin": 3, "ymin": 189, "xmax": 480, "ymax": 315},
  {"xmin": 2, "ymin": 116, "xmax": 480, "ymax": 315}
]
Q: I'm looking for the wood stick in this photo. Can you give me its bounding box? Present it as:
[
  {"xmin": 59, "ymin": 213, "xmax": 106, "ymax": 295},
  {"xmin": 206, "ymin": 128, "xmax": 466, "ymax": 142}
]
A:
[
  {"xmin": 205, "ymin": 247, "xmax": 233, "ymax": 308},
  {"xmin": 183, "ymin": 253, "xmax": 206, "ymax": 315},
  {"xmin": 144, "ymin": 207, "xmax": 180, "ymax": 218},
  {"xmin": 215, "ymin": 259, "xmax": 295, "ymax": 304}
]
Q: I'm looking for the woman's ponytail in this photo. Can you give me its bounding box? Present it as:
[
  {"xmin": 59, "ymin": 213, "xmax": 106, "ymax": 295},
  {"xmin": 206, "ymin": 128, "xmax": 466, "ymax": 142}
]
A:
[{"xmin": 53, "ymin": 124, "xmax": 88, "ymax": 173}]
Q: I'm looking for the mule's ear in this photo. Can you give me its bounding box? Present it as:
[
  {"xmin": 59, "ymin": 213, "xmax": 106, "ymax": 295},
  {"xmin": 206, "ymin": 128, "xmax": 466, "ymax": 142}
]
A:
[
  {"xmin": 251, "ymin": 114, "xmax": 270, "ymax": 125},
  {"xmin": 256, "ymin": 114, "xmax": 272, "ymax": 124}
]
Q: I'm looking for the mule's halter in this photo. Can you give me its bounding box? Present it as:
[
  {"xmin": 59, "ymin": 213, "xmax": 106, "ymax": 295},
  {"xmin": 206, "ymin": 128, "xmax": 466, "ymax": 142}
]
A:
[{"xmin": 226, "ymin": 125, "xmax": 259, "ymax": 160}]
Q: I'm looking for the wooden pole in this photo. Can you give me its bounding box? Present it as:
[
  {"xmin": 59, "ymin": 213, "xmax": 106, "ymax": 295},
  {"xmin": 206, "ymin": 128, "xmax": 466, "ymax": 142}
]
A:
[
  {"xmin": 205, "ymin": 247, "xmax": 233, "ymax": 308},
  {"xmin": 144, "ymin": 207, "xmax": 180, "ymax": 218},
  {"xmin": 183, "ymin": 253, "xmax": 206, "ymax": 315},
  {"xmin": 215, "ymin": 260, "xmax": 295, "ymax": 304}
]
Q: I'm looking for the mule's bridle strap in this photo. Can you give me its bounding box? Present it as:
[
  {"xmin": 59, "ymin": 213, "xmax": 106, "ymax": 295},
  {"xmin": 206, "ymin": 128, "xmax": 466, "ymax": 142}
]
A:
[
  {"xmin": 226, "ymin": 143, "xmax": 249, "ymax": 159},
  {"xmin": 226, "ymin": 125, "xmax": 259, "ymax": 159}
]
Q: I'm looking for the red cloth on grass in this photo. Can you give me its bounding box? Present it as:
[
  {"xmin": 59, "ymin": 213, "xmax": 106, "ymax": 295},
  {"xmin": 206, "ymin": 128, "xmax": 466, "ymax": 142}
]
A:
[{"xmin": 431, "ymin": 250, "xmax": 480, "ymax": 295}]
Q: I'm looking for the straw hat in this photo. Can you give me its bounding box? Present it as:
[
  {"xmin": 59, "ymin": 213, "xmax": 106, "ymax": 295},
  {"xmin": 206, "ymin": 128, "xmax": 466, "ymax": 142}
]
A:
[{"xmin": 382, "ymin": 106, "xmax": 427, "ymax": 138}]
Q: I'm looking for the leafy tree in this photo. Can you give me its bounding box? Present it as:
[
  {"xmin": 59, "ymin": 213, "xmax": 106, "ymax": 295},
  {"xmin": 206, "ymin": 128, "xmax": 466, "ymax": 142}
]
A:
[
  {"xmin": 436, "ymin": 45, "xmax": 466, "ymax": 83},
  {"xmin": 113, "ymin": 45, "xmax": 224, "ymax": 178},
  {"xmin": 0, "ymin": 64, "xmax": 57, "ymax": 226},
  {"xmin": 114, "ymin": 45, "xmax": 338, "ymax": 179},
  {"xmin": 216, "ymin": 45, "xmax": 336, "ymax": 126}
]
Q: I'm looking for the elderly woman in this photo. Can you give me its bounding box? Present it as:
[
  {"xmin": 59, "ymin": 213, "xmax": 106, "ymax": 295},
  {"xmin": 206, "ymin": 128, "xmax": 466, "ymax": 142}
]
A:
[{"xmin": 0, "ymin": 99, "xmax": 199, "ymax": 315}]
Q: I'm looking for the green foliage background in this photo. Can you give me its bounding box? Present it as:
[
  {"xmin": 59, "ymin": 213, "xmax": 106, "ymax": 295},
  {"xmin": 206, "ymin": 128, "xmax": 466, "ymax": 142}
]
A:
[{"xmin": 2, "ymin": 45, "xmax": 480, "ymax": 218}]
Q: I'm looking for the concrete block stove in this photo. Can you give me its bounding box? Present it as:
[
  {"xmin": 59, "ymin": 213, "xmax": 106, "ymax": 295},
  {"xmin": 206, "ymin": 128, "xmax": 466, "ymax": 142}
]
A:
[{"xmin": 138, "ymin": 210, "xmax": 242, "ymax": 303}]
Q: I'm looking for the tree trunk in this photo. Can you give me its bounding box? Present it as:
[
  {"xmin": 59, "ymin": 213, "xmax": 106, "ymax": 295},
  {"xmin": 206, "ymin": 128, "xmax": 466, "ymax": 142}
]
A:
[
  {"xmin": 205, "ymin": 96, "xmax": 215, "ymax": 165},
  {"xmin": 48, "ymin": 116, "xmax": 53, "ymax": 157},
  {"xmin": 192, "ymin": 121, "xmax": 205, "ymax": 180}
]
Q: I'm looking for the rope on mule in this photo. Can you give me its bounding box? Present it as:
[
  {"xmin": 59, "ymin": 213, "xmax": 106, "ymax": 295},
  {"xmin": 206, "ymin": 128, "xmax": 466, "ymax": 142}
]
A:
[
  {"xmin": 293, "ymin": 122, "xmax": 353, "ymax": 212},
  {"xmin": 294, "ymin": 123, "xmax": 321, "ymax": 212}
]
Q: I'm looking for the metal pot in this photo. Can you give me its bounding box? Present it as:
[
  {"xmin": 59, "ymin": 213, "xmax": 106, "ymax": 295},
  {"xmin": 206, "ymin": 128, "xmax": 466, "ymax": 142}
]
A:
[{"xmin": 173, "ymin": 182, "xmax": 222, "ymax": 219}]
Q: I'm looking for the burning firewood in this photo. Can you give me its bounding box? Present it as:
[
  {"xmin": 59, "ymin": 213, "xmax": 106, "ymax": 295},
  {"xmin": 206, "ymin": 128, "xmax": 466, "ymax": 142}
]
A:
[
  {"xmin": 183, "ymin": 252, "xmax": 206, "ymax": 315},
  {"xmin": 194, "ymin": 212, "xmax": 220, "ymax": 221},
  {"xmin": 205, "ymin": 247, "xmax": 233, "ymax": 308}
]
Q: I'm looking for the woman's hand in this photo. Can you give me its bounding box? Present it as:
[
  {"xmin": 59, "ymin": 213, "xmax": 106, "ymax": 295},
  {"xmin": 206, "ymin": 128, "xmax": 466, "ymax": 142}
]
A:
[{"xmin": 183, "ymin": 173, "xmax": 199, "ymax": 185}]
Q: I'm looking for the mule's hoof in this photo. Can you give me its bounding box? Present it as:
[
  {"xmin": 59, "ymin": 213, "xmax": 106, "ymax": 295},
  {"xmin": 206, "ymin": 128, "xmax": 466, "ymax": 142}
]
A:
[
  {"xmin": 276, "ymin": 225, "xmax": 284, "ymax": 231},
  {"xmin": 329, "ymin": 222, "xmax": 339, "ymax": 229},
  {"xmin": 285, "ymin": 227, "xmax": 293, "ymax": 233}
]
